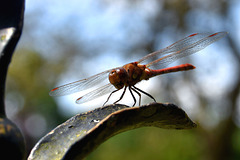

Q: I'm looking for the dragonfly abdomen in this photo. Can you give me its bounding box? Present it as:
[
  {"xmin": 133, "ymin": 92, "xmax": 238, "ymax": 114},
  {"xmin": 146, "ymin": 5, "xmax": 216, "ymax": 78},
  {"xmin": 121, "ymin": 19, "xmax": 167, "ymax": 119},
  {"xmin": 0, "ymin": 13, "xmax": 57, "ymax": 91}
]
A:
[{"xmin": 150, "ymin": 63, "xmax": 196, "ymax": 76}]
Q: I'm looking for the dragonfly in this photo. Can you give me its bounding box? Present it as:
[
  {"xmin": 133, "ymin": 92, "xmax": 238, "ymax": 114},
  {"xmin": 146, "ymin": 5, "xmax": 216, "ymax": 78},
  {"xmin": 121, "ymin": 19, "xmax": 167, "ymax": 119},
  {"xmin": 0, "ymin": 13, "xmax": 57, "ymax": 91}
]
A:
[{"xmin": 49, "ymin": 32, "xmax": 227, "ymax": 106}]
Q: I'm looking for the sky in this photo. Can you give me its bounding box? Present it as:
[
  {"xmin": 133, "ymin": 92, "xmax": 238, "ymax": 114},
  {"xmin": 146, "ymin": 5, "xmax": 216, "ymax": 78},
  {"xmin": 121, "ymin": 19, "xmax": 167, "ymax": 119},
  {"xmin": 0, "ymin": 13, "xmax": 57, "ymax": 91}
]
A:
[{"xmin": 19, "ymin": 0, "xmax": 240, "ymax": 127}]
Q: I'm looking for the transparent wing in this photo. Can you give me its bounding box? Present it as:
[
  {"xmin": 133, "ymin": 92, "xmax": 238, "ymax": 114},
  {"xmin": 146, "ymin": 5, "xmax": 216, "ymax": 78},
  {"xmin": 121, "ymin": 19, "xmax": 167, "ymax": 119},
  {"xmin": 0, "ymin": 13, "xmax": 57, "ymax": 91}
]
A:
[
  {"xmin": 76, "ymin": 83, "xmax": 116, "ymax": 104},
  {"xmin": 49, "ymin": 68, "xmax": 116, "ymax": 96},
  {"xmin": 138, "ymin": 32, "xmax": 227, "ymax": 69}
]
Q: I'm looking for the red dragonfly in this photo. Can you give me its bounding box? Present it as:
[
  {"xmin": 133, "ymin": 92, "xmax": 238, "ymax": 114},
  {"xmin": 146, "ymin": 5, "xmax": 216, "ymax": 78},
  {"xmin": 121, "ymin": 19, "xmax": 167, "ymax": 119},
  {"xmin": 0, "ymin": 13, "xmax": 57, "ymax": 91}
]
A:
[{"xmin": 49, "ymin": 32, "xmax": 227, "ymax": 106}]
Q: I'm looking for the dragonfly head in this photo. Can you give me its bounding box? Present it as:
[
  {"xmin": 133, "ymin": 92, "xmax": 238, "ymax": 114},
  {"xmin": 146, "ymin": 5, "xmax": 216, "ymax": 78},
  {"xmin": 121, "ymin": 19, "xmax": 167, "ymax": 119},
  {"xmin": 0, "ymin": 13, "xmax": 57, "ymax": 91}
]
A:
[{"xmin": 109, "ymin": 68, "xmax": 128, "ymax": 90}]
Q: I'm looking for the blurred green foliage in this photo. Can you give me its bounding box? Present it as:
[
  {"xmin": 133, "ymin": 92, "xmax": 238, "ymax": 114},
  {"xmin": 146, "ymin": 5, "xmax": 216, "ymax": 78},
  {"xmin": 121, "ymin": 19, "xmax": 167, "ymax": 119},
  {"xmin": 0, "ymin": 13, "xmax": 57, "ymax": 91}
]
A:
[
  {"xmin": 4, "ymin": 0, "xmax": 240, "ymax": 159},
  {"xmin": 87, "ymin": 128, "xmax": 203, "ymax": 160},
  {"xmin": 7, "ymin": 49, "xmax": 67, "ymax": 152}
]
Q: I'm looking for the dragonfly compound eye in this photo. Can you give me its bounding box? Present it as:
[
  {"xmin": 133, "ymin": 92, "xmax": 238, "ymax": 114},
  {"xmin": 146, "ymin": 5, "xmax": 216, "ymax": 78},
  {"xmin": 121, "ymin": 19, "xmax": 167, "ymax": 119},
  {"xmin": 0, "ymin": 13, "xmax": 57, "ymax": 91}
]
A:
[{"xmin": 109, "ymin": 68, "xmax": 128, "ymax": 89}]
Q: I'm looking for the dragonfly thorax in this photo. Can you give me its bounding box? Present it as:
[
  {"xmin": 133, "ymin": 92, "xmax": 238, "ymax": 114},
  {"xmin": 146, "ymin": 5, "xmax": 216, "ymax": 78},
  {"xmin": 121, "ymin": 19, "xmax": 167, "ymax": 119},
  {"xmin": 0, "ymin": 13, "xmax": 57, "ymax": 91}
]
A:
[{"xmin": 109, "ymin": 62, "xmax": 149, "ymax": 90}]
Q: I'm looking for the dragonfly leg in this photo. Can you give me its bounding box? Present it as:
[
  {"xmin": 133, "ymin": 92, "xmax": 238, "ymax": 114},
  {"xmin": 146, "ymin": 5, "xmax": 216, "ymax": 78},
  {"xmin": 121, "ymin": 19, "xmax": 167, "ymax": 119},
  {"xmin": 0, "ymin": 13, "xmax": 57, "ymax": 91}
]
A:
[
  {"xmin": 132, "ymin": 85, "xmax": 156, "ymax": 102},
  {"xmin": 113, "ymin": 86, "xmax": 127, "ymax": 104},
  {"xmin": 103, "ymin": 89, "xmax": 120, "ymax": 106},
  {"xmin": 128, "ymin": 87, "xmax": 137, "ymax": 106},
  {"xmin": 131, "ymin": 86, "xmax": 141, "ymax": 106}
]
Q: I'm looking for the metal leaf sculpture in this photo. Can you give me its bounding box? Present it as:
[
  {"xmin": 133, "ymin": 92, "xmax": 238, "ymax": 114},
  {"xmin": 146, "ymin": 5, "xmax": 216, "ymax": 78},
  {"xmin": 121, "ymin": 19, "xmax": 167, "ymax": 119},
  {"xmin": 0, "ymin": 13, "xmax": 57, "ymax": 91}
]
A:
[{"xmin": 29, "ymin": 103, "xmax": 196, "ymax": 160}]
